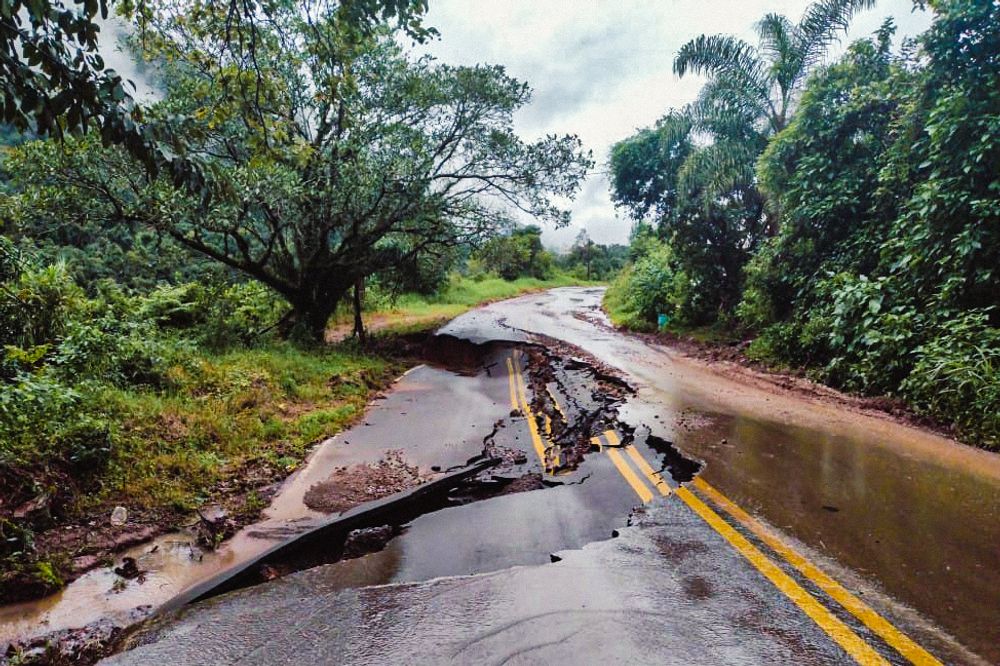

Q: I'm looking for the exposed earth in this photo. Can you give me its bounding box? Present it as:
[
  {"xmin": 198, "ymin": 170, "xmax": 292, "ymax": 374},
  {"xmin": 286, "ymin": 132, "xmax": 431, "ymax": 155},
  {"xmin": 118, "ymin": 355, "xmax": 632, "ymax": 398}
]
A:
[{"xmin": 4, "ymin": 287, "xmax": 999, "ymax": 665}]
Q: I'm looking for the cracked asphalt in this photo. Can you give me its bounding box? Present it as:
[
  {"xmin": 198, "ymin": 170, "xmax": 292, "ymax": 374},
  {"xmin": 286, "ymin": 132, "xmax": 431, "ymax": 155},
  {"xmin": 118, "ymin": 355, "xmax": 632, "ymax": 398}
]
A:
[{"xmin": 104, "ymin": 287, "xmax": 996, "ymax": 665}]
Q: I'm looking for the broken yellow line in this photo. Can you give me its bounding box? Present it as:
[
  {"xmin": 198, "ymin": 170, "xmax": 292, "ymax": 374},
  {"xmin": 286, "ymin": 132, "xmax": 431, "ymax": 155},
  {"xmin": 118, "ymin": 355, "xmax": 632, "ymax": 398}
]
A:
[
  {"xmin": 625, "ymin": 446, "xmax": 672, "ymax": 497},
  {"xmin": 692, "ymin": 477, "xmax": 941, "ymax": 666},
  {"xmin": 675, "ymin": 485, "xmax": 888, "ymax": 665},
  {"xmin": 511, "ymin": 353, "xmax": 551, "ymax": 472},
  {"xmin": 607, "ymin": 447, "xmax": 654, "ymax": 503},
  {"xmin": 602, "ymin": 430, "xmax": 672, "ymax": 498},
  {"xmin": 505, "ymin": 357, "xmax": 518, "ymax": 411}
]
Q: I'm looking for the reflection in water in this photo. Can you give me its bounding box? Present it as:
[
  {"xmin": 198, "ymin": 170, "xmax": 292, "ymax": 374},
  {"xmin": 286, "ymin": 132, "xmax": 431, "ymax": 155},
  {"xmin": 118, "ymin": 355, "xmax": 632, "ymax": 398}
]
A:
[{"xmin": 675, "ymin": 409, "xmax": 1000, "ymax": 663}]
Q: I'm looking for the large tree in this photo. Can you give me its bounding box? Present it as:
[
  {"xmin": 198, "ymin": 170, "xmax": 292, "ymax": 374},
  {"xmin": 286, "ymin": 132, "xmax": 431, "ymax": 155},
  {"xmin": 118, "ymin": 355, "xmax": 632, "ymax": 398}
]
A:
[
  {"xmin": 5, "ymin": 9, "xmax": 591, "ymax": 339},
  {"xmin": 0, "ymin": 0, "xmax": 434, "ymax": 184}
]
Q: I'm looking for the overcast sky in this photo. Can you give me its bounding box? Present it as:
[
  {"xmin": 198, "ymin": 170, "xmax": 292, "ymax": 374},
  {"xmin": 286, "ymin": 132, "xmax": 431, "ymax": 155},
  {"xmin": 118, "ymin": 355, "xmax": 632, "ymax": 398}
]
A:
[{"xmin": 414, "ymin": 0, "xmax": 931, "ymax": 250}]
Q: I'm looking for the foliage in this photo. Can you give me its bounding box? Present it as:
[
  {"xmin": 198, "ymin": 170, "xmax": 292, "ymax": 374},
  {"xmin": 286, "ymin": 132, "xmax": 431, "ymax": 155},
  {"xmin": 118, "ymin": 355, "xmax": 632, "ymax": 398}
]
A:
[
  {"xmin": 672, "ymin": 0, "xmax": 875, "ymax": 205},
  {"xmin": 608, "ymin": 1, "xmax": 1000, "ymax": 448},
  {"xmin": 741, "ymin": 0, "xmax": 1000, "ymax": 447},
  {"xmin": 472, "ymin": 225, "xmax": 553, "ymax": 281},
  {"xmin": 555, "ymin": 230, "xmax": 628, "ymax": 282},
  {"xmin": 4, "ymin": 15, "xmax": 590, "ymax": 339}
]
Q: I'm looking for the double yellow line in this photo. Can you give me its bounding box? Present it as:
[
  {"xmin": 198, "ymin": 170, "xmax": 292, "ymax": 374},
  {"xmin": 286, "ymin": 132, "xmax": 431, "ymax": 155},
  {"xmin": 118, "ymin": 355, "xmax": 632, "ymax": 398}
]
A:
[
  {"xmin": 597, "ymin": 427, "xmax": 940, "ymax": 666},
  {"xmin": 507, "ymin": 351, "xmax": 560, "ymax": 472},
  {"xmin": 504, "ymin": 354, "xmax": 938, "ymax": 664},
  {"xmin": 598, "ymin": 430, "xmax": 671, "ymax": 503}
]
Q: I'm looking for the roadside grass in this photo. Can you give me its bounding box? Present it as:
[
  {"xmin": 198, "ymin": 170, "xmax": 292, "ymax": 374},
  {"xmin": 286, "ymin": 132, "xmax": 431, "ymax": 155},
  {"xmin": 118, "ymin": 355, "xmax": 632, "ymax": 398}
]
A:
[
  {"xmin": 3, "ymin": 272, "xmax": 592, "ymax": 600},
  {"xmin": 331, "ymin": 273, "xmax": 597, "ymax": 337},
  {"xmin": 93, "ymin": 343, "xmax": 404, "ymax": 513},
  {"xmin": 0, "ymin": 340, "xmax": 407, "ymax": 601}
]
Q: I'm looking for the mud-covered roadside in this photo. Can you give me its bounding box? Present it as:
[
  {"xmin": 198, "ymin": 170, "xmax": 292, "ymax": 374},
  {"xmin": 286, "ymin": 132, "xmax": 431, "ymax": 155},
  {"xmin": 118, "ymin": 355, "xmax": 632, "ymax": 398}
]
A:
[
  {"xmin": 0, "ymin": 332, "xmax": 443, "ymax": 604},
  {"xmin": 601, "ymin": 319, "xmax": 961, "ymax": 443}
]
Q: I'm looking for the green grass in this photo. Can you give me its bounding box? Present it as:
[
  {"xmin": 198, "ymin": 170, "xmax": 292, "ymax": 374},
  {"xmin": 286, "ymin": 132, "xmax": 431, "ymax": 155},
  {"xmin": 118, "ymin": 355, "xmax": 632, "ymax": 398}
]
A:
[
  {"xmin": 334, "ymin": 273, "xmax": 597, "ymax": 335},
  {"xmin": 95, "ymin": 342, "xmax": 404, "ymax": 511},
  {"xmin": 2, "ymin": 272, "xmax": 596, "ymax": 599}
]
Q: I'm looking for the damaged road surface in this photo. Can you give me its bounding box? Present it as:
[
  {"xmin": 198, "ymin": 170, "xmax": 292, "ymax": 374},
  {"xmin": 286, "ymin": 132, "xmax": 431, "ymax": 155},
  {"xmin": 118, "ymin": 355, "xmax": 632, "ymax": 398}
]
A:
[{"xmin": 26, "ymin": 288, "xmax": 999, "ymax": 665}]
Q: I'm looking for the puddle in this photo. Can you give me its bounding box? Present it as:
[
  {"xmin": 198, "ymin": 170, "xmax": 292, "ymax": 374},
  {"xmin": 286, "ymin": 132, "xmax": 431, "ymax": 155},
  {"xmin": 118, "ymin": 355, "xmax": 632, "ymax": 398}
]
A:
[
  {"xmin": 1, "ymin": 332, "xmax": 657, "ymax": 662},
  {"xmin": 674, "ymin": 410, "xmax": 1000, "ymax": 662}
]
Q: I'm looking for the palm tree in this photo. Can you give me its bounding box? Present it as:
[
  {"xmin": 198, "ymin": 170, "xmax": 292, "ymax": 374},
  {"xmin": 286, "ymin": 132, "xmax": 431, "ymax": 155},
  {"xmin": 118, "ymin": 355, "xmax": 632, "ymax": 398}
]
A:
[{"xmin": 672, "ymin": 0, "xmax": 876, "ymax": 206}]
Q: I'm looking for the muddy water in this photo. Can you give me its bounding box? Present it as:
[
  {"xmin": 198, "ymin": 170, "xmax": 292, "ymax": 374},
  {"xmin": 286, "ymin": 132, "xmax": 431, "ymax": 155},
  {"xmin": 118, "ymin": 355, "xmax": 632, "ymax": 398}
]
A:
[
  {"xmin": 447, "ymin": 287, "xmax": 1000, "ymax": 662},
  {"xmin": 0, "ymin": 359, "xmax": 510, "ymax": 645}
]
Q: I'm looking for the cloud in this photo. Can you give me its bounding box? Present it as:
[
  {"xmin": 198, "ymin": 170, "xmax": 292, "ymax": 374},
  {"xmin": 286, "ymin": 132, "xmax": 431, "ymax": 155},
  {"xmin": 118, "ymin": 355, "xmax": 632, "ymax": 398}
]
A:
[{"xmin": 418, "ymin": 0, "xmax": 932, "ymax": 250}]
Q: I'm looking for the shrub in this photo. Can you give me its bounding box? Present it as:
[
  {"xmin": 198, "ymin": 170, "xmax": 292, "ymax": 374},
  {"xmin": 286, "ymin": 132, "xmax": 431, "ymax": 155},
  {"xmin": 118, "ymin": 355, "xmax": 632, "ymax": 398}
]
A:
[{"xmin": 902, "ymin": 311, "xmax": 1000, "ymax": 448}]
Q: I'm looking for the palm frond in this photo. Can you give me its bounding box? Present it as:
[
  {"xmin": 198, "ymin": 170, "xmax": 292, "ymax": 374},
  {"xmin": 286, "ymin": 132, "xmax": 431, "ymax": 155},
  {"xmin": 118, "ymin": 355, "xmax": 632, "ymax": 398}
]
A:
[
  {"xmin": 797, "ymin": 0, "xmax": 877, "ymax": 68},
  {"xmin": 690, "ymin": 77, "xmax": 769, "ymax": 138},
  {"xmin": 756, "ymin": 13, "xmax": 803, "ymax": 98},
  {"xmin": 756, "ymin": 13, "xmax": 796, "ymax": 62},
  {"xmin": 677, "ymin": 140, "xmax": 760, "ymax": 209},
  {"xmin": 674, "ymin": 34, "xmax": 766, "ymax": 83}
]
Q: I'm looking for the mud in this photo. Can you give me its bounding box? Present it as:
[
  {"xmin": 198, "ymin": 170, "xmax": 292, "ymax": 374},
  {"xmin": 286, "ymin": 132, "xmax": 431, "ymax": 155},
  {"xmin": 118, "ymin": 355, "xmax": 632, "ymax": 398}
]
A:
[{"xmin": 302, "ymin": 450, "xmax": 427, "ymax": 514}]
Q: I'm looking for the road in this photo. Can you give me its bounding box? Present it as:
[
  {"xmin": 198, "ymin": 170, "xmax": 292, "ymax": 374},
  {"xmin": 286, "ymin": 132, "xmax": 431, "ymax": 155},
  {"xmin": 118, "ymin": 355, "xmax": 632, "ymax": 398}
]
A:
[{"xmin": 105, "ymin": 287, "xmax": 999, "ymax": 665}]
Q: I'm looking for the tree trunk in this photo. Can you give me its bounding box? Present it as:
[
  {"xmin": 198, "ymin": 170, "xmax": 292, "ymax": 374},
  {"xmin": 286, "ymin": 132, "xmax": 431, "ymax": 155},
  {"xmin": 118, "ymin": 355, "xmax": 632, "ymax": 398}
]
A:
[{"xmin": 352, "ymin": 276, "xmax": 366, "ymax": 343}]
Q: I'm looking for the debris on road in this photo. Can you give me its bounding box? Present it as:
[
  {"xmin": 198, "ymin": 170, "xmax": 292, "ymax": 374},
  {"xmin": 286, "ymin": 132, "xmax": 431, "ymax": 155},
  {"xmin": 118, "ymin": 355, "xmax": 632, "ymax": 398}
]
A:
[{"xmin": 303, "ymin": 450, "xmax": 427, "ymax": 514}]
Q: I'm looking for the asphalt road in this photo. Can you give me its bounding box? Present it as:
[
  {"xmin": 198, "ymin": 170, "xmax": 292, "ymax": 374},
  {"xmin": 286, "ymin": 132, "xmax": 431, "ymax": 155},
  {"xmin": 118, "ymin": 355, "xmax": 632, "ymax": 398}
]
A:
[{"xmin": 105, "ymin": 287, "xmax": 997, "ymax": 665}]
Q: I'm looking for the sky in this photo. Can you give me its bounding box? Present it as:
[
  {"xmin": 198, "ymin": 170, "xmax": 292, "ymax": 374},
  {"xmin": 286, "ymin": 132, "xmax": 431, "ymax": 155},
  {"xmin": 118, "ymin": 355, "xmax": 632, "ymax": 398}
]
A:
[{"xmin": 414, "ymin": 0, "xmax": 932, "ymax": 250}]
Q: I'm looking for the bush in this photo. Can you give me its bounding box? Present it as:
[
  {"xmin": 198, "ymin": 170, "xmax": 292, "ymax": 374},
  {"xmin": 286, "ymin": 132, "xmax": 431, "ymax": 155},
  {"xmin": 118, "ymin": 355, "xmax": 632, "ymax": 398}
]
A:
[{"xmin": 902, "ymin": 311, "xmax": 1000, "ymax": 448}]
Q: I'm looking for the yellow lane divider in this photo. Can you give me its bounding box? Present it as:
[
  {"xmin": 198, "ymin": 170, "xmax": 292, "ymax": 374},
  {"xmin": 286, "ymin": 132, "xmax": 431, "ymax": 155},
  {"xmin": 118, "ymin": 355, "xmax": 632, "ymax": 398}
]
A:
[
  {"xmin": 597, "ymin": 429, "xmax": 921, "ymax": 664},
  {"xmin": 510, "ymin": 352, "xmax": 551, "ymax": 472},
  {"xmin": 675, "ymin": 484, "xmax": 889, "ymax": 665},
  {"xmin": 546, "ymin": 386, "xmax": 567, "ymax": 422},
  {"xmin": 606, "ymin": 447, "xmax": 654, "ymax": 503},
  {"xmin": 505, "ymin": 357, "xmax": 518, "ymax": 411},
  {"xmin": 692, "ymin": 478, "xmax": 942, "ymax": 666},
  {"xmin": 604, "ymin": 430, "xmax": 672, "ymax": 498}
]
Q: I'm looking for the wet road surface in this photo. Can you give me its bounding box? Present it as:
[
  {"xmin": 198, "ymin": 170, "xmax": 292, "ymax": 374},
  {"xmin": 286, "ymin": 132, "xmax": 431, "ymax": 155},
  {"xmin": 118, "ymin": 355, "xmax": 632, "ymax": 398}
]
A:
[{"xmin": 20, "ymin": 287, "xmax": 1000, "ymax": 664}]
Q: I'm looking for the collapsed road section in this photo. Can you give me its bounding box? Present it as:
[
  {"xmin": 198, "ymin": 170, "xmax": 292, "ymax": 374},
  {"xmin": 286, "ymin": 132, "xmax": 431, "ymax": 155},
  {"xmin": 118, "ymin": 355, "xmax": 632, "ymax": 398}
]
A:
[{"xmin": 4, "ymin": 332, "xmax": 699, "ymax": 665}]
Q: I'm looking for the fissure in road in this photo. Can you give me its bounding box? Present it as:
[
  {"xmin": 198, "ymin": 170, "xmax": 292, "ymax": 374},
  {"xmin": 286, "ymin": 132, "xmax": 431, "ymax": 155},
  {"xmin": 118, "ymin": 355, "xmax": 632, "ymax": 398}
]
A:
[{"xmin": 6, "ymin": 287, "xmax": 996, "ymax": 666}]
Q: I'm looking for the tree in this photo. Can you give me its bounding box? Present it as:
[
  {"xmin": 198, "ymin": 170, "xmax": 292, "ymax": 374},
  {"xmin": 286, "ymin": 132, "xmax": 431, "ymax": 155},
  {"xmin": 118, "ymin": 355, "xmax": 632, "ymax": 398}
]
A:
[
  {"xmin": 673, "ymin": 0, "xmax": 875, "ymax": 205},
  {"xmin": 474, "ymin": 225, "xmax": 553, "ymax": 281},
  {"xmin": 0, "ymin": 1, "xmax": 435, "ymax": 188},
  {"xmin": 5, "ymin": 10, "xmax": 591, "ymax": 340},
  {"xmin": 608, "ymin": 111, "xmax": 692, "ymax": 223},
  {"xmin": 609, "ymin": 110, "xmax": 767, "ymax": 322}
]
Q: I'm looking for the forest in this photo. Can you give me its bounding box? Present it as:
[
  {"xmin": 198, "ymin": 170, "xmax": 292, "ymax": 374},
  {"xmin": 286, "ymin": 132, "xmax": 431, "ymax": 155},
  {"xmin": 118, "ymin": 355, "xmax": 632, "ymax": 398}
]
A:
[{"xmin": 606, "ymin": 0, "xmax": 998, "ymax": 449}]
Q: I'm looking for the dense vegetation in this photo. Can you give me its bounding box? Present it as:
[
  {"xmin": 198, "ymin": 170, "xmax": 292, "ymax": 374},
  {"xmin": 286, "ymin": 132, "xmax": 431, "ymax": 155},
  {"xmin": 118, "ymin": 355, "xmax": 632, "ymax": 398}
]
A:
[
  {"xmin": 0, "ymin": 1, "xmax": 600, "ymax": 599},
  {"xmin": 607, "ymin": 0, "xmax": 999, "ymax": 448}
]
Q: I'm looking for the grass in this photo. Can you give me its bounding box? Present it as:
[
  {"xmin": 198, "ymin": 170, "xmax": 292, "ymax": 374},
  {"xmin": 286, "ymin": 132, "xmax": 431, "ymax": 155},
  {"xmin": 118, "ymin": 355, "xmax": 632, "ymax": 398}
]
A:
[
  {"xmin": 3, "ymin": 272, "xmax": 593, "ymax": 600},
  {"xmin": 332, "ymin": 273, "xmax": 596, "ymax": 336},
  {"xmin": 93, "ymin": 343, "xmax": 403, "ymax": 512}
]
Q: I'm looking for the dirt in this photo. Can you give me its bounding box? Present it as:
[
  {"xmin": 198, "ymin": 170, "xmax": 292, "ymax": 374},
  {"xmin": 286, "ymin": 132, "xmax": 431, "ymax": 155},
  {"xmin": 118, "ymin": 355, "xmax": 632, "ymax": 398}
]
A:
[
  {"xmin": 622, "ymin": 327, "xmax": 958, "ymax": 441},
  {"xmin": 302, "ymin": 450, "xmax": 428, "ymax": 514}
]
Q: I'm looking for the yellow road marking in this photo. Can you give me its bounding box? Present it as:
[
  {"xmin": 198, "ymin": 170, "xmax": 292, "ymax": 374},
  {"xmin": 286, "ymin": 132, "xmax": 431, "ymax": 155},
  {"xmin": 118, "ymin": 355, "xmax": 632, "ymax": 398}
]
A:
[
  {"xmin": 511, "ymin": 354, "xmax": 549, "ymax": 471},
  {"xmin": 590, "ymin": 436, "xmax": 603, "ymax": 451},
  {"xmin": 692, "ymin": 478, "xmax": 941, "ymax": 666},
  {"xmin": 625, "ymin": 446, "xmax": 672, "ymax": 497},
  {"xmin": 545, "ymin": 386, "xmax": 567, "ymax": 421},
  {"xmin": 505, "ymin": 357, "xmax": 518, "ymax": 411},
  {"xmin": 675, "ymin": 485, "xmax": 888, "ymax": 665},
  {"xmin": 602, "ymin": 431, "xmax": 672, "ymax": 498},
  {"xmin": 607, "ymin": 448, "xmax": 654, "ymax": 503}
]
